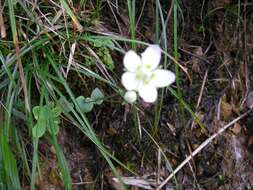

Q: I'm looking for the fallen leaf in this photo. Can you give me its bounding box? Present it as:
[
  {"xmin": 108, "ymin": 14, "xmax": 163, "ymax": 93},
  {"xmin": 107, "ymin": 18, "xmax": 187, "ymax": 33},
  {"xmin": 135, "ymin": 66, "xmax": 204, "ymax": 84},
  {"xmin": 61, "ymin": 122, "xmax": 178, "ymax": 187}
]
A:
[
  {"xmin": 107, "ymin": 127, "xmax": 118, "ymax": 136},
  {"xmin": 231, "ymin": 123, "xmax": 241, "ymax": 134},
  {"xmin": 112, "ymin": 177, "xmax": 152, "ymax": 190},
  {"xmin": 221, "ymin": 101, "xmax": 233, "ymax": 121}
]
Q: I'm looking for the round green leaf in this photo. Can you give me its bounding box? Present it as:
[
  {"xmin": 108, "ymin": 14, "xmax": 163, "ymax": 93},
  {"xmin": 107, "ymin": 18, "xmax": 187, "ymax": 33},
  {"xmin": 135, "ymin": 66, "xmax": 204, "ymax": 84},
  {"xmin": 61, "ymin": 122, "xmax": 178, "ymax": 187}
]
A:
[
  {"xmin": 58, "ymin": 97, "xmax": 74, "ymax": 113},
  {"xmin": 47, "ymin": 119, "xmax": 60, "ymax": 135},
  {"xmin": 76, "ymin": 96, "xmax": 94, "ymax": 113},
  {"xmin": 91, "ymin": 88, "xmax": 104, "ymax": 105},
  {"xmin": 32, "ymin": 123, "xmax": 46, "ymax": 138},
  {"xmin": 51, "ymin": 106, "xmax": 62, "ymax": 117},
  {"xmin": 32, "ymin": 106, "xmax": 40, "ymax": 120}
]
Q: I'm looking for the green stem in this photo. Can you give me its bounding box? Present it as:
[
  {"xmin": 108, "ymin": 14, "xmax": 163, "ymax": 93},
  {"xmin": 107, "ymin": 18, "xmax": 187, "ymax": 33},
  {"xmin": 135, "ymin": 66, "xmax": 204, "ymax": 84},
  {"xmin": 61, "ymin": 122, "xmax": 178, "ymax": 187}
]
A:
[{"xmin": 173, "ymin": 0, "xmax": 181, "ymax": 97}]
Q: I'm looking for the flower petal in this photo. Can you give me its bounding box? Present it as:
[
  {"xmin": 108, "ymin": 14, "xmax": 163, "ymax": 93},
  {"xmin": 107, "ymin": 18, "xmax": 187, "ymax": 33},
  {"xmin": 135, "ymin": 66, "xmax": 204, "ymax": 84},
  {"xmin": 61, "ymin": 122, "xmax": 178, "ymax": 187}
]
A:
[
  {"xmin": 123, "ymin": 50, "xmax": 142, "ymax": 72},
  {"xmin": 121, "ymin": 72, "xmax": 139, "ymax": 90},
  {"xmin": 141, "ymin": 45, "xmax": 161, "ymax": 71},
  {"xmin": 138, "ymin": 84, "xmax": 158, "ymax": 103},
  {"xmin": 124, "ymin": 91, "xmax": 137, "ymax": 103},
  {"xmin": 150, "ymin": 69, "xmax": 175, "ymax": 88}
]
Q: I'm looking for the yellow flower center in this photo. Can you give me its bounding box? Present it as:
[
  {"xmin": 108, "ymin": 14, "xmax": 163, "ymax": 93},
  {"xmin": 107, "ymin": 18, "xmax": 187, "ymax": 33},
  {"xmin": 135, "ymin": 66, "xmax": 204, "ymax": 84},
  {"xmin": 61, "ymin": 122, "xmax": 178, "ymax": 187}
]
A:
[{"xmin": 135, "ymin": 66, "xmax": 154, "ymax": 85}]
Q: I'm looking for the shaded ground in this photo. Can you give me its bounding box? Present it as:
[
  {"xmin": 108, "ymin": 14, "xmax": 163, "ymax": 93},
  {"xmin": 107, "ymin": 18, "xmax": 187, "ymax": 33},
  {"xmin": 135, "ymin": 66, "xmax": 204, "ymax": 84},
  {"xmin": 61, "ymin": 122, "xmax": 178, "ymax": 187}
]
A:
[{"xmin": 18, "ymin": 0, "xmax": 253, "ymax": 189}]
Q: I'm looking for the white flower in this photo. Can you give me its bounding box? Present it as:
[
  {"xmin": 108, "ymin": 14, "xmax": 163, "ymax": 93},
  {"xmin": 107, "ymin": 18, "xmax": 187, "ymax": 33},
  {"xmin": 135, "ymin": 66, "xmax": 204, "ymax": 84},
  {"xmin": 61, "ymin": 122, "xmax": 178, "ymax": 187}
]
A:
[{"xmin": 122, "ymin": 45, "xmax": 176, "ymax": 103}]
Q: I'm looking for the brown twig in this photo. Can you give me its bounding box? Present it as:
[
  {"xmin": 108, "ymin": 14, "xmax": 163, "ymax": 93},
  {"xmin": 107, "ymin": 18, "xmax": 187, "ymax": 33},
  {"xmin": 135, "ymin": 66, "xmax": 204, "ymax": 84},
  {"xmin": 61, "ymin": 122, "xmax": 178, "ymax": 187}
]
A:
[
  {"xmin": 14, "ymin": 37, "xmax": 30, "ymax": 112},
  {"xmin": 157, "ymin": 109, "xmax": 252, "ymax": 189},
  {"xmin": 191, "ymin": 69, "xmax": 208, "ymax": 129}
]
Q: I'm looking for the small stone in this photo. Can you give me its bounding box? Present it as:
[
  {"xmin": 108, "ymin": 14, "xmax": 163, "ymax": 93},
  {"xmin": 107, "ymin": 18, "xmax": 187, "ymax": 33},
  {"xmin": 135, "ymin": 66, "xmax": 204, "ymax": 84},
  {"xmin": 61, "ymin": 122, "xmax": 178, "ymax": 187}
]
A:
[
  {"xmin": 246, "ymin": 91, "xmax": 253, "ymax": 109},
  {"xmin": 231, "ymin": 123, "xmax": 242, "ymax": 134}
]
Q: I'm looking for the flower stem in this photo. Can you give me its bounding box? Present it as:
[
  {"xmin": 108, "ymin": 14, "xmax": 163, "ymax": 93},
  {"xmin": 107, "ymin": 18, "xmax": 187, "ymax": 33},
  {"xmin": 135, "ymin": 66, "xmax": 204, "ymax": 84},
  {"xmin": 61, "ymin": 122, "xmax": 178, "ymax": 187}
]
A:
[{"xmin": 173, "ymin": 0, "xmax": 181, "ymax": 98}]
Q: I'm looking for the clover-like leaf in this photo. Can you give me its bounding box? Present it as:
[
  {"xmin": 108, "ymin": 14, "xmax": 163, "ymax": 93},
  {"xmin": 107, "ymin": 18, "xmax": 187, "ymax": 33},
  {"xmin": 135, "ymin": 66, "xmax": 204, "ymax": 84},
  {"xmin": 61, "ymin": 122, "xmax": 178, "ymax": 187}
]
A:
[
  {"xmin": 47, "ymin": 117, "xmax": 60, "ymax": 135},
  {"xmin": 58, "ymin": 97, "xmax": 74, "ymax": 113},
  {"xmin": 76, "ymin": 96, "xmax": 94, "ymax": 113},
  {"xmin": 32, "ymin": 110, "xmax": 47, "ymax": 138},
  {"xmin": 32, "ymin": 123, "xmax": 46, "ymax": 138},
  {"xmin": 91, "ymin": 88, "xmax": 104, "ymax": 105},
  {"xmin": 47, "ymin": 106, "xmax": 61, "ymax": 135},
  {"xmin": 32, "ymin": 106, "xmax": 41, "ymax": 120},
  {"xmin": 32, "ymin": 106, "xmax": 47, "ymax": 138},
  {"xmin": 32, "ymin": 104, "xmax": 62, "ymax": 137},
  {"xmin": 51, "ymin": 106, "xmax": 62, "ymax": 117},
  {"xmin": 83, "ymin": 97, "xmax": 94, "ymax": 112}
]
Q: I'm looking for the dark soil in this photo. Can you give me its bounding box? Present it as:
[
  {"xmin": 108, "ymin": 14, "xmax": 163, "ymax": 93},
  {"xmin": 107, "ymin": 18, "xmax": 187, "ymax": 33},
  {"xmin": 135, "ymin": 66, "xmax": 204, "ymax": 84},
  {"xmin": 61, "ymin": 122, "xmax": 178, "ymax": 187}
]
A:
[{"xmin": 34, "ymin": 0, "xmax": 253, "ymax": 189}]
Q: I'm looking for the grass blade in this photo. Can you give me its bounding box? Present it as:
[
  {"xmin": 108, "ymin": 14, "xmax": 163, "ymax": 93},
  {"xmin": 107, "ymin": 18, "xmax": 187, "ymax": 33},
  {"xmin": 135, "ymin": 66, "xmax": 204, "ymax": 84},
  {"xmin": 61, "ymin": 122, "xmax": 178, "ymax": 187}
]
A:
[
  {"xmin": 59, "ymin": 0, "xmax": 84, "ymax": 32},
  {"xmin": 0, "ymin": 131, "xmax": 21, "ymax": 189}
]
